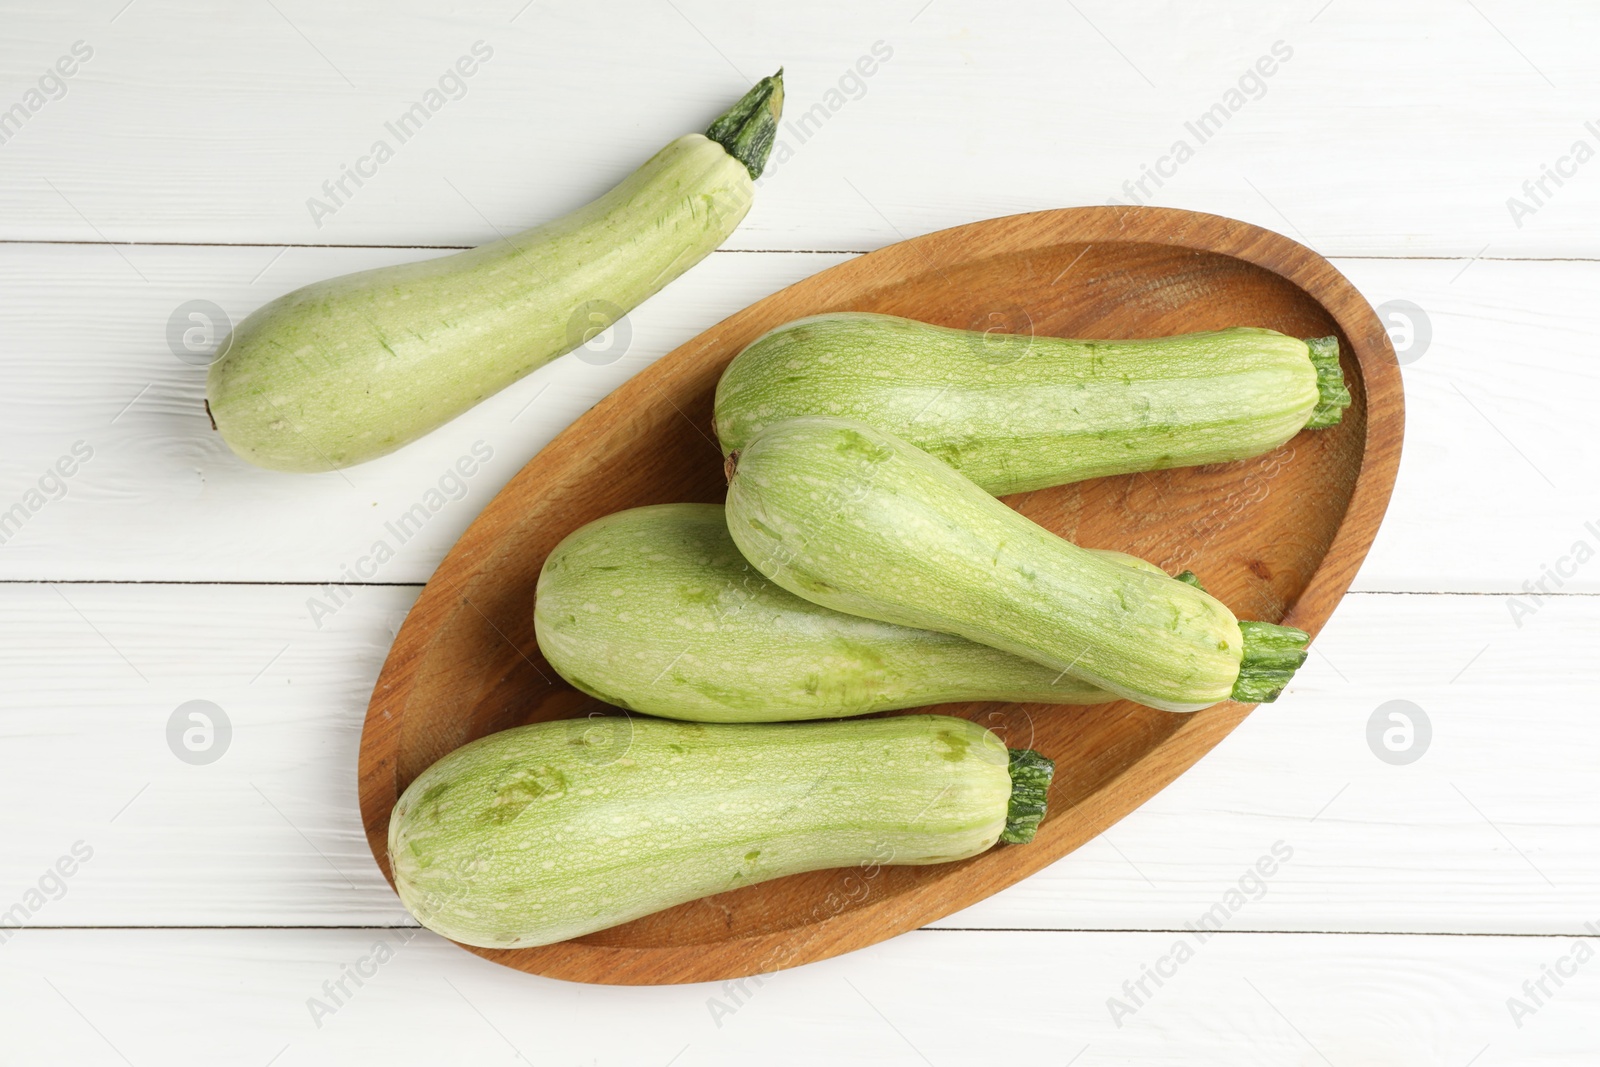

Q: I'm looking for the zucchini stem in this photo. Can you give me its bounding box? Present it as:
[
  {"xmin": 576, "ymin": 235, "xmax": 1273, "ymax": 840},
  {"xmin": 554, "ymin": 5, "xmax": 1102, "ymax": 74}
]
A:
[
  {"xmin": 1001, "ymin": 748, "xmax": 1054, "ymax": 844},
  {"xmin": 706, "ymin": 69, "xmax": 784, "ymax": 179},
  {"xmin": 1174, "ymin": 569, "xmax": 1204, "ymax": 591},
  {"xmin": 1304, "ymin": 336, "xmax": 1352, "ymax": 429},
  {"xmin": 1231, "ymin": 619, "xmax": 1310, "ymax": 703}
]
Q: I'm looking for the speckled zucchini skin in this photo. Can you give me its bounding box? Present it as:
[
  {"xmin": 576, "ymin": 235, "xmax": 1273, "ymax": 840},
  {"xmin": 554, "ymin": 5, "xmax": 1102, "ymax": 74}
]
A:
[
  {"xmin": 714, "ymin": 313, "xmax": 1323, "ymax": 495},
  {"xmin": 534, "ymin": 503, "xmax": 1118, "ymax": 721},
  {"xmin": 389, "ymin": 714, "xmax": 1013, "ymax": 949},
  {"xmin": 208, "ymin": 134, "xmax": 753, "ymax": 471},
  {"xmin": 725, "ymin": 417, "xmax": 1248, "ymax": 713}
]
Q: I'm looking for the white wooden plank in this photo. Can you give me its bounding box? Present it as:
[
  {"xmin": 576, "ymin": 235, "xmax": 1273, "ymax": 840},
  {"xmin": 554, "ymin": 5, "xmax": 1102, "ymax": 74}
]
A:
[
  {"xmin": 0, "ymin": 0, "xmax": 1596, "ymax": 256},
  {"xmin": 5, "ymin": 1, "xmax": 1588, "ymax": 1052},
  {"xmin": 0, "ymin": 581, "xmax": 415, "ymax": 927},
  {"xmin": 2, "ymin": 582, "xmax": 1593, "ymax": 933},
  {"xmin": 5, "ymin": 927, "xmax": 1596, "ymax": 1064},
  {"xmin": 0, "ymin": 244, "xmax": 848, "ymax": 583},
  {"xmin": 1290, "ymin": 254, "xmax": 1598, "ymax": 597},
  {"xmin": 933, "ymin": 586, "xmax": 1600, "ymax": 932},
  {"xmin": 0, "ymin": 245, "xmax": 1594, "ymax": 592}
]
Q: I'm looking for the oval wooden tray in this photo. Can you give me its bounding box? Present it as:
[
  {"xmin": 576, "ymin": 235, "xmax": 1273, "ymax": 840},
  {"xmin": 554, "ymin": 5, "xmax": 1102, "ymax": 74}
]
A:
[{"xmin": 359, "ymin": 206, "xmax": 1403, "ymax": 985}]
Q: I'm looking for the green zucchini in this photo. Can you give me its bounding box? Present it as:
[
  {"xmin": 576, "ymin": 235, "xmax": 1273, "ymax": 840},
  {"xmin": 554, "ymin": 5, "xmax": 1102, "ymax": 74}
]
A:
[
  {"xmin": 534, "ymin": 502, "xmax": 1129, "ymax": 720},
  {"xmin": 388, "ymin": 714, "xmax": 1053, "ymax": 948},
  {"xmin": 724, "ymin": 416, "xmax": 1308, "ymax": 712},
  {"xmin": 208, "ymin": 72, "xmax": 783, "ymax": 472},
  {"xmin": 714, "ymin": 313, "xmax": 1351, "ymax": 495}
]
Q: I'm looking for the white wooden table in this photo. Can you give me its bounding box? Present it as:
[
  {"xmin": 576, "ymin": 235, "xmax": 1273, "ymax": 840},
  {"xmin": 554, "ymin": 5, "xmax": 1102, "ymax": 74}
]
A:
[{"xmin": 3, "ymin": 1, "xmax": 1596, "ymax": 1062}]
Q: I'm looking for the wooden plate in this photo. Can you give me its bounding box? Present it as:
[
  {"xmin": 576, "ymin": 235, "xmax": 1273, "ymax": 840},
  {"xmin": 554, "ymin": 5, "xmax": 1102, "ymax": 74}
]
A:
[{"xmin": 358, "ymin": 206, "xmax": 1404, "ymax": 985}]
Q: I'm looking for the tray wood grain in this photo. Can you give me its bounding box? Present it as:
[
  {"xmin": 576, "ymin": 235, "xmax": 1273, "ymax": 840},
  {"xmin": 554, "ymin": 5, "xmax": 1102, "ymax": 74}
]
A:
[{"xmin": 358, "ymin": 206, "xmax": 1404, "ymax": 984}]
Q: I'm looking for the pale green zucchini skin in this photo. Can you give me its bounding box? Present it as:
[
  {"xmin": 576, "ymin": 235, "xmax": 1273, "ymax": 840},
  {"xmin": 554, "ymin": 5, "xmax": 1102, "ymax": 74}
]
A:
[
  {"xmin": 724, "ymin": 417, "xmax": 1306, "ymax": 713},
  {"xmin": 389, "ymin": 714, "xmax": 1047, "ymax": 949},
  {"xmin": 713, "ymin": 313, "xmax": 1350, "ymax": 496},
  {"xmin": 208, "ymin": 74, "xmax": 783, "ymax": 472},
  {"xmin": 534, "ymin": 502, "xmax": 1121, "ymax": 721}
]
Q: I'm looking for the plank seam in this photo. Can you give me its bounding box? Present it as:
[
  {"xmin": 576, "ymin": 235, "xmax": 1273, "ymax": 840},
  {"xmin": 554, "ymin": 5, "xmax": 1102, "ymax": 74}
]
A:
[
  {"xmin": 4, "ymin": 240, "xmax": 1600, "ymax": 264},
  {"xmin": 1, "ymin": 582, "xmax": 1589, "ymax": 599},
  {"xmin": 0, "ymin": 240, "xmax": 868, "ymax": 254},
  {"xmin": 6, "ymin": 925, "xmax": 1593, "ymax": 939}
]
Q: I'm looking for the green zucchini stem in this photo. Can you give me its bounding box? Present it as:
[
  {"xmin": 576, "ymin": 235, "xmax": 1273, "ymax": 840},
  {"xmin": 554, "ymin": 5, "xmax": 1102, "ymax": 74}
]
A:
[
  {"xmin": 1304, "ymin": 336, "xmax": 1352, "ymax": 429},
  {"xmin": 1174, "ymin": 569, "xmax": 1204, "ymax": 591},
  {"xmin": 1231, "ymin": 619, "xmax": 1310, "ymax": 703},
  {"xmin": 706, "ymin": 69, "xmax": 784, "ymax": 179},
  {"xmin": 1001, "ymin": 748, "xmax": 1054, "ymax": 844}
]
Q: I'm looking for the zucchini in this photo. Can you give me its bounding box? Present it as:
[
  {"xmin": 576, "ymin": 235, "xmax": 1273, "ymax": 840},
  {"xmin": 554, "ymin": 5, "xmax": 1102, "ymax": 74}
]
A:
[
  {"xmin": 534, "ymin": 502, "xmax": 1125, "ymax": 720},
  {"xmin": 714, "ymin": 313, "xmax": 1351, "ymax": 495},
  {"xmin": 208, "ymin": 72, "xmax": 783, "ymax": 472},
  {"xmin": 724, "ymin": 416, "xmax": 1308, "ymax": 712},
  {"xmin": 388, "ymin": 714, "xmax": 1053, "ymax": 948}
]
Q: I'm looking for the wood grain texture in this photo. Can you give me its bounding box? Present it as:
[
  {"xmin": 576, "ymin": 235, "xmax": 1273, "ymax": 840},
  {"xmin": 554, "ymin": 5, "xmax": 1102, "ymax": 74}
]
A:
[
  {"xmin": 0, "ymin": 245, "xmax": 847, "ymax": 582},
  {"xmin": 0, "ymin": 246, "xmax": 1589, "ymax": 590},
  {"xmin": 3, "ymin": 584, "xmax": 1595, "ymax": 931},
  {"xmin": 7, "ymin": 928, "xmax": 1595, "ymax": 1066},
  {"xmin": 2, "ymin": 1, "xmax": 1596, "ymax": 257},
  {"xmin": 359, "ymin": 206, "xmax": 1403, "ymax": 983},
  {"xmin": 3, "ymin": 588, "xmax": 1587, "ymax": 927},
  {"xmin": 0, "ymin": 0, "xmax": 1587, "ymax": 1055}
]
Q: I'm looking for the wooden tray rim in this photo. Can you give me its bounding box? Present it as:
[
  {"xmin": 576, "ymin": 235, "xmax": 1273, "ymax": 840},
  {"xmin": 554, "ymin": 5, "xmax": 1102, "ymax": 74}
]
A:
[{"xmin": 357, "ymin": 204, "xmax": 1406, "ymax": 985}]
